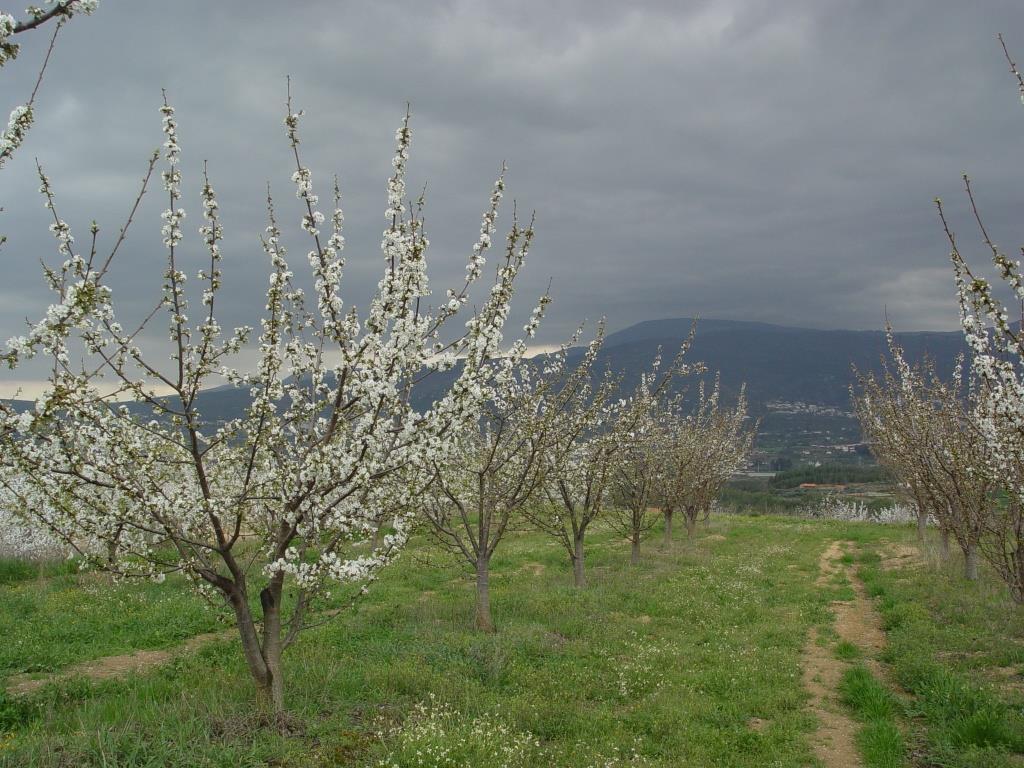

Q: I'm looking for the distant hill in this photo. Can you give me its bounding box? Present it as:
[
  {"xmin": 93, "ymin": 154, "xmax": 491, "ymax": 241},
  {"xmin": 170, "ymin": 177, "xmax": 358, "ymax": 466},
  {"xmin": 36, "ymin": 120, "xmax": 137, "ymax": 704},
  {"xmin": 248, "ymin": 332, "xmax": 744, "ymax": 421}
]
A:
[
  {"xmin": 2, "ymin": 318, "xmax": 969, "ymax": 464},
  {"xmin": 597, "ymin": 317, "xmax": 968, "ymax": 410},
  {"xmin": 586, "ymin": 317, "xmax": 969, "ymax": 466}
]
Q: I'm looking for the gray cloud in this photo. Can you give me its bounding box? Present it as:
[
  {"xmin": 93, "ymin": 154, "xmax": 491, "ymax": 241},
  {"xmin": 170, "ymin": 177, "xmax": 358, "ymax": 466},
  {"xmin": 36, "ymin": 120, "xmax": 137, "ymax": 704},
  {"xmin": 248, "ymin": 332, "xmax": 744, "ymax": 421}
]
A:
[{"xmin": 3, "ymin": 0, "xmax": 1024, "ymax": 394}]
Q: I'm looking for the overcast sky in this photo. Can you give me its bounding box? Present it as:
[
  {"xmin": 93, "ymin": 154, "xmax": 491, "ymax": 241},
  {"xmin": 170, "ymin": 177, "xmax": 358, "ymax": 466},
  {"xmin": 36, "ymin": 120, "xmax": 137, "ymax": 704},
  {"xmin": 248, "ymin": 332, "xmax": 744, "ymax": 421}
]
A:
[{"xmin": 2, "ymin": 0, "xmax": 1024, "ymax": 396}]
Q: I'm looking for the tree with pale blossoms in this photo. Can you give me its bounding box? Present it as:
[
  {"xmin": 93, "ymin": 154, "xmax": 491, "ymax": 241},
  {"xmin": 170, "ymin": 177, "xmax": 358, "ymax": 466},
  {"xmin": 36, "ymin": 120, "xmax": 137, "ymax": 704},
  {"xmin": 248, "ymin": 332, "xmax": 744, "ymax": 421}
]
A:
[
  {"xmin": 852, "ymin": 358, "xmax": 941, "ymax": 547},
  {"xmin": 607, "ymin": 344, "xmax": 700, "ymax": 565},
  {"xmin": 611, "ymin": 423, "xmax": 665, "ymax": 566},
  {"xmin": 0, "ymin": 86, "xmax": 543, "ymax": 709},
  {"xmin": 801, "ymin": 495, "xmax": 919, "ymax": 525},
  {"xmin": 658, "ymin": 376, "xmax": 755, "ymax": 545},
  {"xmin": 0, "ymin": 479, "xmax": 69, "ymax": 561},
  {"xmin": 523, "ymin": 331, "xmax": 621, "ymax": 588},
  {"xmin": 421, "ymin": 322, "xmax": 606, "ymax": 630},
  {"xmin": 855, "ymin": 332, "xmax": 999, "ymax": 580},
  {"xmin": 932, "ymin": 34, "xmax": 1024, "ymax": 601},
  {"xmin": 1, "ymin": 1, "xmax": 98, "ymax": 173},
  {"xmin": 526, "ymin": 329, "xmax": 699, "ymax": 583}
]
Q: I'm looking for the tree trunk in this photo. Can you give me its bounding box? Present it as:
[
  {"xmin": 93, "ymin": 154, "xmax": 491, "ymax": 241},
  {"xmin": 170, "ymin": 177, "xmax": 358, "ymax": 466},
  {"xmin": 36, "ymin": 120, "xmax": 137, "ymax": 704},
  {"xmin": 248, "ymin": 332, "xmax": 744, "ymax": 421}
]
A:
[
  {"xmin": 572, "ymin": 533, "xmax": 586, "ymax": 588},
  {"xmin": 229, "ymin": 590, "xmax": 275, "ymax": 710},
  {"xmin": 1010, "ymin": 577, "xmax": 1024, "ymax": 606},
  {"xmin": 475, "ymin": 555, "xmax": 495, "ymax": 632},
  {"xmin": 963, "ymin": 541, "xmax": 979, "ymax": 581},
  {"xmin": 630, "ymin": 531, "xmax": 641, "ymax": 565},
  {"xmin": 686, "ymin": 512, "xmax": 697, "ymax": 541},
  {"xmin": 371, "ymin": 519, "xmax": 384, "ymax": 551},
  {"xmin": 1012, "ymin": 545, "xmax": 1024, "ymax": 605},
  {"xmin": 663, "ymin": 508, "xmax": 673, "ymax": 548},
  {"xmin": 916, "ymin": 511, "xmax": 928, "ymax": 543},
  {"xmin": 940, "ymin": 527, "xmax": 951, "ymax": 559},
  {"xmin": 259, "ymin": 584, "xmax": 285, "ymax": 713},
  {"xmin": 107, "ymin": 523, "xmax": 124, "ymax": 566}
]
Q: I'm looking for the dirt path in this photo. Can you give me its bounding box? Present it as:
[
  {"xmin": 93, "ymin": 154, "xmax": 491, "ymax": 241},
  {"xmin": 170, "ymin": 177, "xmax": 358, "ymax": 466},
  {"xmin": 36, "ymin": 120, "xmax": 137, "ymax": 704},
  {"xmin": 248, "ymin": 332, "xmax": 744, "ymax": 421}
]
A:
[
  {"xmin": 5, "ymin": 627, "xmax": 235, "ymax": 696},
  {"xmin": 6, "ymin": 603, "xmax": 351, "ymax": 696},
  {"xmin": 801, "ymin": 539, "xmax": 889, "ymax": 768}
]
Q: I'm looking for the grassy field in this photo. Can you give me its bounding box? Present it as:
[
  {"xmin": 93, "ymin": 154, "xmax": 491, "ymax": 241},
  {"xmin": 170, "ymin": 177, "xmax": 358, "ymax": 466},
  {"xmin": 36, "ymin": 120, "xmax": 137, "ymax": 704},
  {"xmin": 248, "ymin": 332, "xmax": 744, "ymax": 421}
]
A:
[
  {"xmin": 0, "ymin": 564, "xmax": 220, "ymax": 678},
  {"xmin": 856, "ymin": 542, "xmax": 1024, "ymax": 767},
  {"xmin": 0, "ymin": 515, "xmax": 1021, "ymax": 767}
]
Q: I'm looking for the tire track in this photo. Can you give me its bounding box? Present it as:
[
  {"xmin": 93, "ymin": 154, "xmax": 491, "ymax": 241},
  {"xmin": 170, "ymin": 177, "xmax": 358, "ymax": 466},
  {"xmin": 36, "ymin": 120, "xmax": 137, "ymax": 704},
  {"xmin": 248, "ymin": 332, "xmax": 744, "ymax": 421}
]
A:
[{"xmin": 802, "ymin": 539, "xmax": 889, "ymax": 767}]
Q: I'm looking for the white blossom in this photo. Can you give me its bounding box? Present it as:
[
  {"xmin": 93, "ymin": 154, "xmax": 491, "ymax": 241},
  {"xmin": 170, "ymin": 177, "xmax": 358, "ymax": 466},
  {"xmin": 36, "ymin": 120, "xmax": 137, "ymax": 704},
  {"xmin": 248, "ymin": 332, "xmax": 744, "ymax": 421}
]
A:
[{"xmin": 0, "ymin": 94, "xmax": 539, "ymax": 707}]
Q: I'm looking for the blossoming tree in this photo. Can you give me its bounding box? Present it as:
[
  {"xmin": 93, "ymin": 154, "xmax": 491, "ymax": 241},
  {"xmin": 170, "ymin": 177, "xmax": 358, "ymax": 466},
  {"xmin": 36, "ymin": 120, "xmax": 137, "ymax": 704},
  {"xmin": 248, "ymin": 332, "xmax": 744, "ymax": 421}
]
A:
[
  {"xmin": 0, "ymin": 91, "xmax": 540, "ymax": 709},
  {"xmin": 523, "ymin": 344, "xmax": 618, "ymax": 588},
  {"xmin": 0, "ymin": 482, "xmax": 67, "ymax": 562},
  {"xmin": 934, "ymin": 35, "xmax": 1024, "ymax": 601},
  {"xmin": 658, "ymin": 377, "xmax": 754, "ymax": 545},
  {"xmin": 607, "ymin": 345, "xmax": 699, "ymax": 565},
  {"xmin": 854, "ymin": 333, "xmax": 996, "ymax": 580},
  {"xmin": 527, "ymin": 330, "xmax": 698, "ymax": 583},
  {"xmin": 1, "ymin": 1, "xmax": 98, "ymax": 172},
  {"xmin": 421, "ymin": 325, "xmax": 605, "ymax": 630}
]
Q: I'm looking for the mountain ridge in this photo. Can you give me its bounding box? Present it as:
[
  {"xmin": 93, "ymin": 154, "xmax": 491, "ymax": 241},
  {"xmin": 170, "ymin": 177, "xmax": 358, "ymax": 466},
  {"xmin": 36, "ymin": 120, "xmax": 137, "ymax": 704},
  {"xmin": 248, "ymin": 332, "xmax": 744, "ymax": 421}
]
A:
[{"xmin": 2, "ymin": 317, "xmax": 969, "ymax": 463}]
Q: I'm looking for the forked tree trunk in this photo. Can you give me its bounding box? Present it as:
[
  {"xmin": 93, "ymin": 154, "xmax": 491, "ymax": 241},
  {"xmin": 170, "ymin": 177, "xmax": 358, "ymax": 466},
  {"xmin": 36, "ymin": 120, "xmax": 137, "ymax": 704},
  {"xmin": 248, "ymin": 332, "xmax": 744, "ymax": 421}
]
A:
[
  {"xmin": 663, "ymin": 508, "xmax": 673, "ymax": 548},
  {"xmin": 963, "ymin": 541, "xmax": 979, "ymax": 581},
  {"xmin": 572, "ymin": 533, "xmax": 586, "ymax": 588},
  {"xmin": 229, "ymin": 589, "xmax": 284, "ymax": 713},
  {"xmin": 475, "ymin": 555, "xmax": 495, "ymax": 632}
]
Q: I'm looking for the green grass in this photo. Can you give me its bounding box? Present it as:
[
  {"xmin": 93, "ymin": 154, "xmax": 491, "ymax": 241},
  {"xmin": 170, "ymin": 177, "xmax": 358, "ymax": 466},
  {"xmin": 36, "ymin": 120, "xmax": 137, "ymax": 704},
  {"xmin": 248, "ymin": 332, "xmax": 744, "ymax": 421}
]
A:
[
  {"xmin": 840, "ymin": 666, "xmax": 897, "ymax": 721},
  {"xmin": 0, "ymin": 517, "xmax": 834, "ymax": 766},
  {"xmin": 858, "ymin": 534, "xmax": 1024, "ymax": 768},
  {"xmin": 0, "ymin": 567, "xmax": 221, "ymax": 677},
  {"xmin": 0, "ymin": 517, "xmax": 1020, "ymax": 767},
  {"xmin": 839, "ymin": 665, "xmax": 905, "ymax": 768},
  {"xmin": 0, "ymin": 557, "xmax": 76, "ymax": 586},
  {"xmin": 834, "ymin": 640, "xmax": 861, "ymax": 661},
  {"xmin": 855, "ymin": 720, "xmax": 905, "ymax": 768}
]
